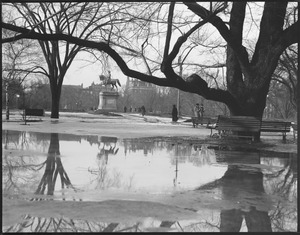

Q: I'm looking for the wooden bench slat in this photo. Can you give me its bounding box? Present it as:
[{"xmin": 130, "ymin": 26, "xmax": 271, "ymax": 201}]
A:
[
  {"xmin": 25, "ymin": 109, "xmax": 45, "ymax": 116},
  {"xmin": 192, "ymin": 116, "xmax": 216, "ymax": 127},
  {"xmin": 204, "ymin": 115, "xmax": 292, "ymax": 141},
  {"xmin": 214, "ymin": 115, "xmax": 261, "ymax": 141},
  {"xmin": 24, "ymin": 109, "xmax": 45, "ymax": 124},
  {"xmin": 217, "ymin": 116, "xmax": 261, "ymax": 132},
  {"xmin": 261, "ymin": 121, "xmax": 291, "ymax": 132}
]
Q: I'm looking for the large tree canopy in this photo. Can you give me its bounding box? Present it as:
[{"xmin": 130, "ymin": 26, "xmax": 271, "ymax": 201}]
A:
[{"xmin": 2, "ymin": 2, "xmax": 299, "ymax": 120}]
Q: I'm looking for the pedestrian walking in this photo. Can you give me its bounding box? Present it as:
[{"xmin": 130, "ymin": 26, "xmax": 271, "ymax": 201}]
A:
[{"xmin": 172, "ymin": 104, "xmax": 178, "ymax": 122}]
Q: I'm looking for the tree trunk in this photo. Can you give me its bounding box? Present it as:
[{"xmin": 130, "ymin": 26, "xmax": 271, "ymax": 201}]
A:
[
  {"xmin": 226, "ymin": 88, "xmax": 267, "ymax": 142},
  {"xmin": 50, "ymin": 82, "xmax": 62, "ymax": 119},
  {"xmin": 226, "ymin": 72, "xmax": 270, "ymax": 142},
  {"xmin": 51, "ymin": 95, "xmax": 60, "ymax": 119}
]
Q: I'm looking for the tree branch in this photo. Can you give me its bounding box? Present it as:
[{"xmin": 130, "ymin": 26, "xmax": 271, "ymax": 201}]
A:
[
  {"xmin": 252, "ymin": 2, "xmax": 289, "ymax": 64},
  {"xmin": 161, "ymin": 6, "xmax": 212, "ymax": 83},
  {"xmin": 162, "ymin": 1, "xmax": 175, "ymax": 72},
  {"xmin": 2, "ymin": 22, "xmax": 239, "ymax": 107},
  {"xmin": 279, "ymin": 20, "xmax": 300, "ymax": 49},
  {"xmin": 184, "ymin": 2, "xmax": 250, "ymax": 70},
  {"xmin": 2, "ymin": 23, "xmax": 169, "ymax": 85}
]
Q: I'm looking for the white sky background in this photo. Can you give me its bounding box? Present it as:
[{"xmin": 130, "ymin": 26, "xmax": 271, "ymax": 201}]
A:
[
  {"xmin": 63, "ymin": 2, "xmax": 265, "ymax": 88},
  {"xmin": 64, "ymin": 52, "xmax": 127, "ymax": 87}
]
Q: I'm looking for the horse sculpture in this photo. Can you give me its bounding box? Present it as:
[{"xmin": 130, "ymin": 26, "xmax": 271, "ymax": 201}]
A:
[{"xmin": 99, "ymin": 74, "xmax": 121, "ymax": 91}]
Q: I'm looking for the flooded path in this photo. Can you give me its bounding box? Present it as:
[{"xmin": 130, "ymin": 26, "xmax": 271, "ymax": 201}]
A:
[{"xmin": 2, "ymin": 130, "xmax": 297, "ymax": 232}]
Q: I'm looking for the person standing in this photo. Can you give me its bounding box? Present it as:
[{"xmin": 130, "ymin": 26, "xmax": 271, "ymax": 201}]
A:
[
  {"xmin": 172, "ymin": 104, "xmax": 178, "ymax": 122},
  {"xmin": 199, "ymin": 103, "xmax": 205, "ymax": 124},
  {"xmin": 194, "ymin": 103, "xmax": 201, "ymax": 119},
  {"xmin": 141, "ymin": 105, "xmax": 146, "ymax": 116}
]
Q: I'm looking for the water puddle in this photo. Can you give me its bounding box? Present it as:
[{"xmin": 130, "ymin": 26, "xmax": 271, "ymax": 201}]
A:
[{"xmin": 2, "ymin": 130, "xmax": 297, "ymax": 232}]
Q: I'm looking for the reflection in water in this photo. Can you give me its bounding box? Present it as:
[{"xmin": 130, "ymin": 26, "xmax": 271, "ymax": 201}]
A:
[
  {"xmin": 3, "ymin": 214, "xmax": 179, "ymax": 233},
  {"xmin": 123, "ymin": 139, "xmax": 154, "ymax": 156},
  {"xmin": 194, "ymin": 150, "xmax": 297, "ymax": 232},
  {"xmin": 2, "ymin": 130, "xmax": 297, "ymax": 232},
  {"xmin": 34, "ymin": 133, "xmax": 76, "ymax": 197},
  {"xmin": 218, "ymin": 165, "xmax": 271, "ymax": 232},
  {"xmin": 96, "ymin": 136, "xmax": 119, "ymax": 164},
  {"xmin": 220, "ymin": 206, "xmax": 272, "ymax": 232}
]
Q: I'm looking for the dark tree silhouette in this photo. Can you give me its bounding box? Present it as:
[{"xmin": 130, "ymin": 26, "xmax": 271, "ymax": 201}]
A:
[
  {"xmin": 35, "ymin": 133, "xmax": 74, "ymax": 196},
  {"xmin": 218, "ymin": 165, "xmax": 272, "ymax": 232},
  {"xmin": 197, "ymin": 152, "xmax": 272, "ymax": 232}
]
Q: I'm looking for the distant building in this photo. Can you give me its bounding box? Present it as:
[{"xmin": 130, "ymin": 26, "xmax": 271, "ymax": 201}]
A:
[
  {"xmin": 86, "ymin": 82, "xmax": 103, "ymax": 95},
  {"xmin": 124, "ymin": 77, "xmax": 158, "ymax": 111},
  {"xmin": 126, "ymin": 77, "xmax": 156, "ymax": 92}
]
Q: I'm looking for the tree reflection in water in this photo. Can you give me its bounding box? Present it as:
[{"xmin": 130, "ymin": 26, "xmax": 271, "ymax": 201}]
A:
[
  {"xmin": 4, "ymin": 215, "xmax": 178, "ymax": 232},
  {"xmin": 2, "ymin": 131, "xmax": 77, "ymax": 200},
  {"xmin": 262, "ymin": 153, "xmax": 297, "ymax": 232},
  {"xmin": 34, "ymin": 133, "xmax": 76, "ymax": 197},
  {"xmin": 3, "ymin": 130, "xmax": 52, "ymax": 195},
  {"xmin": 218, "ymin": 165, "xmax": 272, "ymax": 232},
  {"xmin": 4, "ymin": 215, "xmax": 125, "ymax": 232},
  {"xmin": 2, "ymin": 131, "xmax": 297, "ymax": 232},
  {"xmin": 191, "ymin": 150, "xmax": 297, "ymax": 232}
]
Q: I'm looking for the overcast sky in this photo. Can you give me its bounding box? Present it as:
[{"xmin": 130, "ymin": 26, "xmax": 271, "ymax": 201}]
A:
[{"xmin": 64, "ymin": 54, "xmax": 128, "ymax": 88}]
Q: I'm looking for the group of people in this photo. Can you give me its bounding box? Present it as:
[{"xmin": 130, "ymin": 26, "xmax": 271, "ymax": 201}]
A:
[
  {"xmin": 194, "ymin": 103, "xmax": 204, "ymax": 119},
  {"xmin": 123, "ymin": 106, "xmax": 133, "ymax": 113},
  {"xmin": 172, "ymin": 103, "xmax": 204, "ymax": 122},
  {"xmin": 123, "ymin": 105, "xmax": 146, "ymax": 116}
]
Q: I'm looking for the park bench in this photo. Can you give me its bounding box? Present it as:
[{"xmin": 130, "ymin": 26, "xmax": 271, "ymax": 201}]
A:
[
  {"xmin": 23, "ymin": 108, "xmax": 45, "ymax": 124},
  {"xmin": 291, "ymin": 122, "xmax": 297, "ymax": 140},
  {"xmin": 192, "ymin": 116, "xmax": 216, "ymax": 127},
  {"xmin": 260, "ymin": 120, "xmax": 291, "ymax": 141},
  {"xmin": 212, "ymin": 115, "xmax": 261, "ymax": 141}
]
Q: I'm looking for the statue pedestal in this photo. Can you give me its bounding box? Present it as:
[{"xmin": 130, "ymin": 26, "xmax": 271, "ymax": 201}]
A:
[{"xmin": 98, "ymin": 91, "xmax": 119, "ymax": 111}]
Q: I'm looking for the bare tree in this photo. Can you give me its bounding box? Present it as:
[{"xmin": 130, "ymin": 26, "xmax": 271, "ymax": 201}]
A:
[
  {"xmin": 2, "ymin": 2, "xmax": 144, "ymax": 118},
  {"xmin": 2, "ymin": 2, "xmax": 298, "ymax": 135},
  {"xmin": 272, "ymin": 46, "xmax": 297, "ymax": 110},
  {"xmin": 2, "ymin": 27, "xmax": 44, "ymax": 119}
]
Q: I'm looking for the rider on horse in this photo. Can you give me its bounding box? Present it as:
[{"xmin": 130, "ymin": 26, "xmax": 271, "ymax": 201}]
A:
[{"xmin": 99, "ymin": 71, "xmax": 121, "ymax": 90}]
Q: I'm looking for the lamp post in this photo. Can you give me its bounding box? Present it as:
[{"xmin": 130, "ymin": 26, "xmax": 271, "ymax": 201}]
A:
[
  {"xmin": 177, "ymin": 89, "xmax": 180, "ymax": 116},
  {"xmin": 173, "ymin": 142, "xmax": 179, "ymax": 187},
  {"xmin": 5, "ymin": 82, "xmax": 9, "ymax": 120},
  {"xmin": 177, "ymin": 56, "xmax": 183, "ymax": 117},
  {"xmin": 16, "ymin": 94, "xmax": 20, "ymax": 109}
]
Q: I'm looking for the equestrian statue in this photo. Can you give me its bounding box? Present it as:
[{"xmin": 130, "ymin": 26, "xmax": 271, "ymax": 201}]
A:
[{"xmin": 99, "ymin": 71, "xmax": 121, "ymax": 91}]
